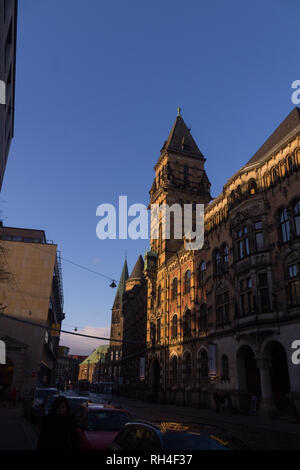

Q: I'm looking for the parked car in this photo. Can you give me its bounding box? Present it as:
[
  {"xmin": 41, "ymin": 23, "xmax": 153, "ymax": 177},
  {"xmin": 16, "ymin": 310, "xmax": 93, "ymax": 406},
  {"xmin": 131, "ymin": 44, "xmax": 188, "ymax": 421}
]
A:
[
  {"xmin": 23, "ymin": 387, "xmax": 58, "ymax": 424},
  {"xmin": 109, "ymin": 421, "xmax": 248, "ymax": 451},
  {"xmin": 76, "ymin": 403, "xmax": 132, "ymax": 450}
]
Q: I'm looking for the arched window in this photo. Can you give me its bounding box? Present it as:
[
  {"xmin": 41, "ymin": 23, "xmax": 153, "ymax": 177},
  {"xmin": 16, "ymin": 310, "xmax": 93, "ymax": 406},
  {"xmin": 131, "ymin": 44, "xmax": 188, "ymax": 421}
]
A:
[
  {"xmin": 264, "ymin": 172, "xmax": 271, "ymax": 188},
  {"xmin": 171, "ymin": 315, "xmax": 178, "ymax": 339},
  {"xmin": 184, "ymin": 352, "xmax": 192, "ymax": 383},
  {"xmin": 287, "ymin": 155, "xmax": 294, "ymax": 174},
  {"xmin": 198, "ymin": 261, "xmax": 206, "ymax": 286},
  {"xmin": 279, "ymin": 208, "xmax": 291, "ymax": 242},
  {"xmin": 236, "ymin": 185, "xmax": 242, "ymax": 199},
  {"xmin": 272, "ymin": 166, "xmax": 278, "ymax": 184},
  {"xmin": 172, "ymin": 278, "xmax": 178, "ymax": 300},
  {"xmin": 171, "ymin": 356, "xmax": 178, "ymax": 383},
  {"xmin": 221, "ymin": 355, "xmax": 229, "ymax": 381},
  {"xmin": 293, "ymin": 200, "xmax": 300, "ymax": 237},
  {"xmin": 183, "ymin": 310, "xmax": 192, "ymax": 337},
  {"xmin": 184, "ymin": 270, "xmax": 191, "ymax": 294},
  {"xmin": 249, "ymin": 179, "xmax": 257, "ymax": 195},
  {"xmin": 279, "ymin": 160, "xmax": 286, "ymax": 177},
  {"xmin": 198, "ymin": 304, "xmax": 207, "ymax": 332},
  {"xmin": 199, "ymin": 350, "xmax": 208, "ymax": 380}
]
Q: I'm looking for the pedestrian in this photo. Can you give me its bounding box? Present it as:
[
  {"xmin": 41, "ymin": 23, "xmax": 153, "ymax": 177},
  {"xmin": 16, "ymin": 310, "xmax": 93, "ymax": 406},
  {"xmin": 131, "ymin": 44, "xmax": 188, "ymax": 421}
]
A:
[
  {"xmin": 10, "ymin": 387, "xmax": 17, "ymax": 408},
  {"xmin": 37, "ymin": 395, "xmax": 80, "ymax": 450}
]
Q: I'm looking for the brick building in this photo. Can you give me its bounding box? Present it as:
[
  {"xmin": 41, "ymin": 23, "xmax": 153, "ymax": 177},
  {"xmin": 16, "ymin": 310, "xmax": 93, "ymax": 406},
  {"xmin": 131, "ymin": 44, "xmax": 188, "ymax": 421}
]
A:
[{"xmin": 142, "ymin": 107, "xmax": 300, "ymax": 415}]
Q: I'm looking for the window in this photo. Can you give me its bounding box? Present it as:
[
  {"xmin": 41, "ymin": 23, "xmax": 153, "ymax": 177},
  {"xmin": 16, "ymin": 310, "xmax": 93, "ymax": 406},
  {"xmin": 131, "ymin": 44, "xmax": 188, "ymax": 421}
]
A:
[
  {"xmin": 198, "ymin": 262, "xmax": 206, "ymax": 286},
  {"xmin": 249, "ymin": 179, "xmax": 257, "ymax": 195},
  {"xmin": 293, "ymin": 200, "xmax": 300, "ymax": 237},
  {"xmin": 287, "ymin": 155, "xmax": 294, "ymax": 174},
  {"xmin": 222, "ymin": 244, "xmax": 229, "ymax": 271},
  {"xmin": 221, "ymin": 355, "xmax": 229, "ymax": 381},
  {"xmin": 216, "ymin": 291, "xmax": 230, "ymax": 326},
  {"xmin": 171, "ymin": 278, "xmax": 178, "ymax": 300},
  {"xmin": 258, "ymin": 273, "xmax": 270, "ymax": 312},
  {"xmin": 279, "ymin": 208, "xmax": 290, "ymax": 243},
  {"xmin": 237, "ymin": 226, "xmax": 250, "ymax": 259},
  {"xmin": 254, "ymin": 220, "xmax": 264, "ymax": 252},
  {"xmin": 199, "ymin": 350, "xmax": 208, "ymax": 380},
  {"xmin": 183, "ymin": 310, "xmax": 192, "ymax": 337},
  {"xmin": 240, "ymin": 277, "xmax": 252, "ymax": 316},
  {"xmin": 184, "ymin": 353, "xmax": 192, "ymax": 382},
  {"xmin": 171, "ymin": 315, "xmax": 178, "ymax": 339},
  {"xmin": 157, "ymin": 285, "xmax": 161, "ymax": 306},
  {"xmin": 157, "ymin": 319, "xmax": 161, "ymax": 343},
  {"xmin": 184, "ymin": 270, "xmax": 191, "ymax": 294},
  {"xmin": 198, "ymin": 304, "xmax": 207, "ymax": 332},
  {"xmin": 214, "ymin": 250, "xmax": 222, "ymax": 274},
  {"xmin": 287, "ymin": 264, "xmax": 300, "ymax": 305},
  {"xmin": 171, "ymin": 356, "xmax": 178, "ymax": 383}
]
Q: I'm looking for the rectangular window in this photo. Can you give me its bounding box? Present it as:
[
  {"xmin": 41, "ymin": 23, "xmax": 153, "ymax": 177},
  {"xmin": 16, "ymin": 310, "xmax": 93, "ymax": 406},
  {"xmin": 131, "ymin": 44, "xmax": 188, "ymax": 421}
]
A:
[
  {"xmin": 240, "ymin": 277, "xmax": 252, "ymax": 315},
  {"xmin": 259, "ymin": 273, "xmax": 270, "ymax": 312},
  {"xmin": 237, "ymin": 226, "xmax": 250, "ymax": 260},
  {"xmin": 254, "ymin": 220, "xmax": 264, "ymax": 252},
  {"xmin": 288, "ymin": 264, "xmax": 300, "ymax": 305},
  {"xmin": 216, "ymin": 291, "xmax": 230, "ymax": 326}
]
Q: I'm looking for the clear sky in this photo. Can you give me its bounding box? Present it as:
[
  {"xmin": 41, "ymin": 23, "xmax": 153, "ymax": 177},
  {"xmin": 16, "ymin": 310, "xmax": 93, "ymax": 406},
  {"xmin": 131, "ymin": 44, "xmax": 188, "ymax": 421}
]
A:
[{"xmin": 2, "ymin": 0, "xmax": 300, "ymax": 353}]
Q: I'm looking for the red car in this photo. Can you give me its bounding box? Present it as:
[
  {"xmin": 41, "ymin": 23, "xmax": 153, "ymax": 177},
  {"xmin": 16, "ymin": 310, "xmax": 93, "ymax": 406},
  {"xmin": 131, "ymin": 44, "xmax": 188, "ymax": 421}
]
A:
[{"xmin": 76, "ymin": 403, "xmax": 132, "ymax": 450}]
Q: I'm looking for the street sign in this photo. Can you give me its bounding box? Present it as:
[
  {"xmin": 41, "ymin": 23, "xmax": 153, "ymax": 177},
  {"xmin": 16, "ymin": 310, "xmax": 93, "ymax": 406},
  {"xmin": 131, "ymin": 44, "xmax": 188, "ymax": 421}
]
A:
[{"xmin": 50, "ymin": 323, "xmax": 60, "ymax": 336}]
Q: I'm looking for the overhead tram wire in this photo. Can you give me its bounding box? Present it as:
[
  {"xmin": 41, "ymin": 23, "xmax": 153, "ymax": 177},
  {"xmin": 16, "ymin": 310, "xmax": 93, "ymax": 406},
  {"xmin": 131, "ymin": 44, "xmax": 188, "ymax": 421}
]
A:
[
  {"xmin": 0, "ymin": 237, "xmax": 120, "ymax": 286},
  {"xmin": 0, "ymin": 312, "xmax": 144, "ymax": 345}
]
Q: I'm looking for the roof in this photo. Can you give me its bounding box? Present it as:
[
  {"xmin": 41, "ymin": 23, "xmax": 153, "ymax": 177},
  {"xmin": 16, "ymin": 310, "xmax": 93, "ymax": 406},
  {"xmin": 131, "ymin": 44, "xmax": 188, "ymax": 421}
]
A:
[
  {"xmin": 129, "ymin": 255, "xmax": 144, "ymax": 279},
  {"xmin": 161, "ymin": 114, "xmax": 204, "ymax": 159},
  {"xmin": 113, "ymin": 259, "xmax": 129, "ymax": 307},
  {"xmin": 246, "ymin": 107, "xmax": 300, "ymax": 165},
  {"xmin": 80, "ymin": 344, "xmax": 109, "ymax": 365}
]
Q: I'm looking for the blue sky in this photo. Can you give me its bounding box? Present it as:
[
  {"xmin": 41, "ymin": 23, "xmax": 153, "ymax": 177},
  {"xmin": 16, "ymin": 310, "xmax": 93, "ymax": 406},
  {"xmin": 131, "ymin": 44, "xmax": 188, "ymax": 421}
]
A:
[{"xmin": 2, "ymin": 0, "xmax": 300, "ymax": 353}]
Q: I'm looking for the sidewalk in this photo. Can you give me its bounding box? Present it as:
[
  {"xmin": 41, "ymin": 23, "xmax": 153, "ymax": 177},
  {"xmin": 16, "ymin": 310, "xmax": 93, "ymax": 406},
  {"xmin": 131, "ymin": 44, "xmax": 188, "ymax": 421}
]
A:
[{"xmin": 0, "ymin": 401, "xmax": 38, "ymax": 450}]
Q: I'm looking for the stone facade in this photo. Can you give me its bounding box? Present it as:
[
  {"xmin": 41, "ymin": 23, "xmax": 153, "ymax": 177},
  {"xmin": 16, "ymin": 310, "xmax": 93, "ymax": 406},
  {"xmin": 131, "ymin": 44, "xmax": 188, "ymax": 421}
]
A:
[{"xmin": 142, "ymin": 108, "xmax": 300, "ymax": 415}]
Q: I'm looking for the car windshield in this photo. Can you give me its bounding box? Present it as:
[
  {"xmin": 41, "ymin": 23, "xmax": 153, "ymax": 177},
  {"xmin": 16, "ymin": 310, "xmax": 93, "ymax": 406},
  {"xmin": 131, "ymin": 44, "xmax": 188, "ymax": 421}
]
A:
[
  {"xmin": 35, "ymin": 389, "xmax": 57, "ymax": 400},
  {"xmin": 163, "ymin": 432, "xmax": 229, "ymax": 450},
  {"xmin": 87, "ymin": 410, "xmax": 130, "ymax": 432}
]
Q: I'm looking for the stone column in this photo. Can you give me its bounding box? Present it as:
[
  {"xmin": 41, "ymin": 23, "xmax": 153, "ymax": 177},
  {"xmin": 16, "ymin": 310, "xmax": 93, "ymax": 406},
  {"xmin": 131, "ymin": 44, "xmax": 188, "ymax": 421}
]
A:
[{"xmin": 256, "ymin": 356, "xmax": 277, "ymax": 415}]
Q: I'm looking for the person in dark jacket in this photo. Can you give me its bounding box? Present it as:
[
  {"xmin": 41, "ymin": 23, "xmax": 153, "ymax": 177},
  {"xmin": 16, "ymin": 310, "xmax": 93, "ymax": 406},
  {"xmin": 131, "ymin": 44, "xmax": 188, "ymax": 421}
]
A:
[{"xmin": 37, "ymin": 395, "xmax": 79, "ymax": 450}]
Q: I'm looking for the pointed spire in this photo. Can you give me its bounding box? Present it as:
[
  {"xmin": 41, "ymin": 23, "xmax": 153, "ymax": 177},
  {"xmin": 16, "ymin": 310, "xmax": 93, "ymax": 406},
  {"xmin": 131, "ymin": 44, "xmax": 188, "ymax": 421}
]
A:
[
  {"xmin": 113, "ymin": 258, "xmax": 129, "ymax": 307},
  {"xmin": 129, "ymin": 255, "xmax": 144, "ymax": 280},
  {"xmin": 161, "ymin": 110, "xmax": 204, "ymax": 158}
]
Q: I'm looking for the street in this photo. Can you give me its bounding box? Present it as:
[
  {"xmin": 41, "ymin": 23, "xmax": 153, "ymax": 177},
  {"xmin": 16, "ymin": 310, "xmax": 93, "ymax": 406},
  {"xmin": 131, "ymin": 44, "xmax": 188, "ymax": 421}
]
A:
[{"xmin": 1, "ymin": 392, "xmax": 299, "ymax": 451}]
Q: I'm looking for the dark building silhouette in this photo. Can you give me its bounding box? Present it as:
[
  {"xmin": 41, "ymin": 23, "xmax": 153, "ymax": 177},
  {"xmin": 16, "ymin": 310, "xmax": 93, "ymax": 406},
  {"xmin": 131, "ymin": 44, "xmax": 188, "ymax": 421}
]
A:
[{"xmin": 0, "ymin": 0, "xmax": 17, "ymax": 190}]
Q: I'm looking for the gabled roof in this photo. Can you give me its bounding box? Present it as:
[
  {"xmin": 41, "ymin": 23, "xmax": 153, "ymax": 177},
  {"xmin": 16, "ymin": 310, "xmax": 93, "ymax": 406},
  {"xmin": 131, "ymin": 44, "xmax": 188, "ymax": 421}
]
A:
[
  {"xmin": 80, "ymin": 345, "xmax": 109, "ymax": 365},
  {"xmin": 161, "ymin": 114, "xmax": 204, "ymax": 158},
  {"xmin": 129, "ymin": 255, "xmax": 144, "ymax": 279},
  {"xmin": 246, "ymin": 107, "xmax": 300, "ymax": 166},
  {"xmin": 113, "ymin": 259, "xmax": 129, "ymax": 307}
]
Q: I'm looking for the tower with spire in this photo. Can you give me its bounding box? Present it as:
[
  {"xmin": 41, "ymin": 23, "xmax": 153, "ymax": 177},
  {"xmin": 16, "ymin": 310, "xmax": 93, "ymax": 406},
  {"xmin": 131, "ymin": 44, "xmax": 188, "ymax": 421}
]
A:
[
  {"xmin": 149, "ymin": 110, "xmax": 212, "ymax": 264},
  {"xmin": 107, "ymin": 258, "xmax": 128, "ymax": 383}
]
